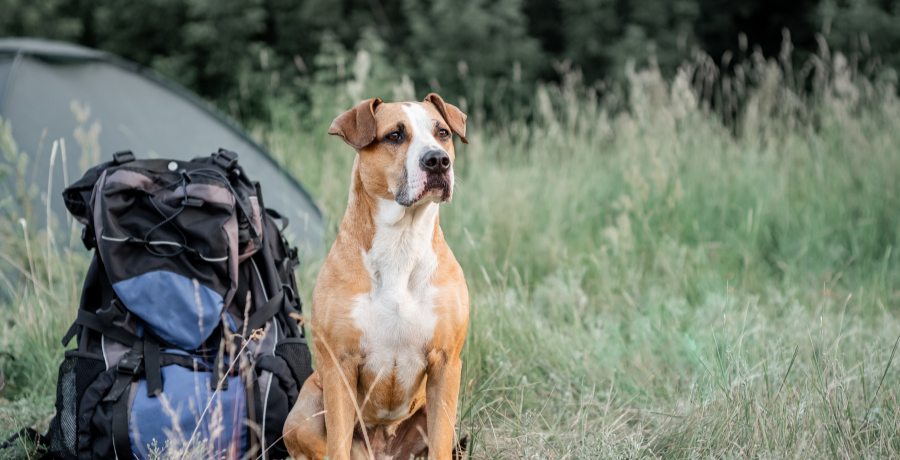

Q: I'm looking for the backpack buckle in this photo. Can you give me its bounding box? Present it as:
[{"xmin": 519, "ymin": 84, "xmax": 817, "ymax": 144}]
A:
[
  {"xmin": 289, "ymin": 247, "xmax": 300, "ymax": 269},
  {"xmin": 97, "ymin": 298, "xmax": 126, "ymax": 325},
  {"xmin": 104, "ymin": 352, "xmax": 142, "ymax": 402},
  {"xmin": 112, "ymin": 150, "xmax": 135, "ymax": 165},
  {"xmin": 182, "ymin": 197, "xmax": 205, "ymax": 207},
  {"xmin": 213, "ymin": 149, "xmax": 238, "ymax": 171},
  {"xmin": 116, "ymin": 353, "xmax": 141, "ymax": 375},
  {"xmin": 81, "ymin": 226, "xmax": 96, "ymax": 250},
  {"xmin": 282, "ymin": 284, "xmax": 296, "ymax": 303}
]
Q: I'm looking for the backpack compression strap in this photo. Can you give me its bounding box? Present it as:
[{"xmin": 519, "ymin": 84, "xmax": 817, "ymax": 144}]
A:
[{"xmin": 62, "ymin": 309, "xmax": 139, "ymax": 348}]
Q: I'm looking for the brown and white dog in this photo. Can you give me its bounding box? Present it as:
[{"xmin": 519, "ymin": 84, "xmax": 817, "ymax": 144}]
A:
[{"xmin": 283, "ymin": 94, "xmax": 470, "ymax": 460}]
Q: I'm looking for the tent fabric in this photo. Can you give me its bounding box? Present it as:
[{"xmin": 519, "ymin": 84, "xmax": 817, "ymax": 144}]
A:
[{"xmin": 0, "ymin": 38, "xmax": 323, "ymax": 252}]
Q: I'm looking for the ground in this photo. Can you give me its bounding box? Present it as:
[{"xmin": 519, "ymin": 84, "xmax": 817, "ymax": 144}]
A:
[{"xmin": 2, "ymin": 63, "xmax": 900, "ymax": 459}]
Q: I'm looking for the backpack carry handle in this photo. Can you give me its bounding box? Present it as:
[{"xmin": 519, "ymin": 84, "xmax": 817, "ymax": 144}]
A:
[
  {"xmin": 212, "ymin": 148, "xmax": 238, "ymax": 171},
  {"xmin": 112, "ymin": 150, "xmax": 135, "ymax": 165}
]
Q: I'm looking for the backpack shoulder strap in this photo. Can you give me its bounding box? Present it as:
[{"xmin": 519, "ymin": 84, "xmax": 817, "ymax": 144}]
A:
[{"xmin": 244, "ymin": 290, "xmax": 294, "ymax": 335}]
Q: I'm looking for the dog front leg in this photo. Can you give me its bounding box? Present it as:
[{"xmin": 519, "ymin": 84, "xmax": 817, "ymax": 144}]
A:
[
  {"xmin": 425, "ymin": 350, "xmax": 463, "ymax": 460},
  {"xmin": 320, "ymin": 350, "xmax": 361, "ymax": 460}
]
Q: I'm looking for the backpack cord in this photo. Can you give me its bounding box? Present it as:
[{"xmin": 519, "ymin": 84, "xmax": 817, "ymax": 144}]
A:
[
  {"xmin": 187, "ymin": 168, "xmax": 261, "ymax": 244},
  {"xmin": 142, "ymin": 173, "xmax": 189, "ymax": 257},
  {"xmin": 139, "ymin": 167, "xmax": 262, "ymax": 260}
]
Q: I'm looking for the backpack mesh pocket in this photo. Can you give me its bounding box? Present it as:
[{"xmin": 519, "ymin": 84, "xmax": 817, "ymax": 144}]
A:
[
  {"xmin": 274, "ymin": 338, "xmax": 312, "ymax": 390},
  {"xmin": 45, "ymin": 351, "xmax": 106, "ymax": 460}
]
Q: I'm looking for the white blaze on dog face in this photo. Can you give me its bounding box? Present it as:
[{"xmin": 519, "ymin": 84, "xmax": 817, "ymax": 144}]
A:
[
  {"xmin": 356, "ymin": 101, "xmax": 456, "ymax": 207},
  {"xmin": 398, "ymin": 103, "xmax": 454, "ymax": 205}
]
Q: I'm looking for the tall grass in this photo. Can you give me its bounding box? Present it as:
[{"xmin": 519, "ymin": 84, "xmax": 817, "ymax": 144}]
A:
[{"xmin": 3, "ymin": 38, "xmax": 900, "ymax": 458}]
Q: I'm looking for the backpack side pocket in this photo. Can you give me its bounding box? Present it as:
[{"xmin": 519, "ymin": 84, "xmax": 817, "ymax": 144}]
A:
[
  {"xmin": 256, "ymin": 355, "xmax": 301, "ymax": 459},
  {"xmin": 45, "ymin": 351, "xmax": 106, "ymax": 460},
  {"xmin": 273, "ymin": 338, "xmax": 312, "ymax": 394}
]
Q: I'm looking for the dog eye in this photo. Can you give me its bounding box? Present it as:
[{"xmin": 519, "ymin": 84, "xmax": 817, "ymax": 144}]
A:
[
  {"xmin": 386, "ymin": 132, "xmax": 402, "ymax": 142},
  {"xmin": 438, "ymin": 129, "xmax": 450, "ymax": 138}
]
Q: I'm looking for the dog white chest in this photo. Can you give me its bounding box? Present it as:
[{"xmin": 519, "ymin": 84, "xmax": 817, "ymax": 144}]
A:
[{"xmin": 352, "ymin": 199, "xmax": 439, "ymax": 400}]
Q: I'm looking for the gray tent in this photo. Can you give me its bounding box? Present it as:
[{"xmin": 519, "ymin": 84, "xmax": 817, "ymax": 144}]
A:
[{"xmin": 0, "ymin": 38, "xmax": 323, "ymax": 252}]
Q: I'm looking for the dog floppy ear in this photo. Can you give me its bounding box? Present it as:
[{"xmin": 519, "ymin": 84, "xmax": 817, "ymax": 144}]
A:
[
  {"xmin": 425, "ymin": 93, "xmax": 468, "ymax": 144},
  {"xmin": 329, "ymin": 98, "xmax": 383, "ymax": 149}
]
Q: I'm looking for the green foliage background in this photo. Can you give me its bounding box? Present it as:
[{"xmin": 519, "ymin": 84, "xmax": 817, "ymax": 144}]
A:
[
  {"xmin": 3, "ymin": 1, "xmax": 900, "ymax": 458},
  {"xmin": 2, "ymin": 0, "xmax": 899, "ymax": 121}
]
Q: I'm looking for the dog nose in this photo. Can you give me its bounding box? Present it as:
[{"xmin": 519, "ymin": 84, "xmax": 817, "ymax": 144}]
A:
[{"xmin": 420, "ymin": 150, "xmax": 451, "ymax": 173}]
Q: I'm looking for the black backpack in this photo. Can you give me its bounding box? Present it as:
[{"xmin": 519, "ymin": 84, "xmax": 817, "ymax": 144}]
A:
[{"xmin": 10, "ymin": 150, "xmax": 313, "ymax": 460}]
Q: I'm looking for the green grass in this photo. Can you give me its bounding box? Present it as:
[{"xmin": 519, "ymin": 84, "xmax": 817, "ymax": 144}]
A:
[{"xmin": 3, "ymin": 58, "xmax": 900, "ymax": 458}]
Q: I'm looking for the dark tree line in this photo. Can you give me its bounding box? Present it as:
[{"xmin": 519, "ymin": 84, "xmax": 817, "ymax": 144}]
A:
[{"xmin": 2, "ymin": 0, "xmax": 897, "ymax": 119}]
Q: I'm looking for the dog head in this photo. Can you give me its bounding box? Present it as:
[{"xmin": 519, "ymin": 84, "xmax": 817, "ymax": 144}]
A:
[{"xmin": 329, "ymin": 93, "xmax": 467, "ymax": 207}]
